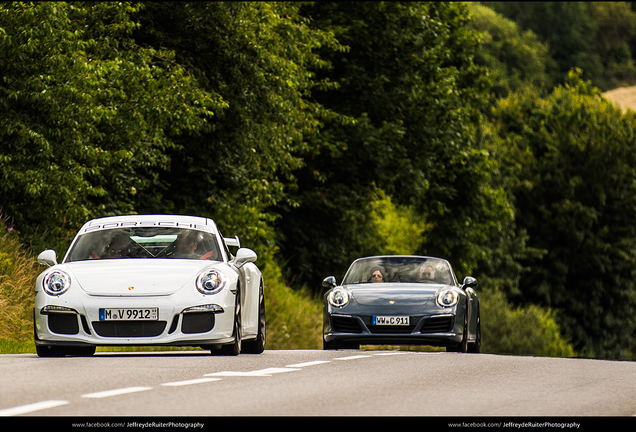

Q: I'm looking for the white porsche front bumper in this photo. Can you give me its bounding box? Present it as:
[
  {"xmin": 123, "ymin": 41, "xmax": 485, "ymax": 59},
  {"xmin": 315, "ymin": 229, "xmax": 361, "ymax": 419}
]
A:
[{"xmin": 34, "ymin": 289, "xmax": 237, "ymax": 347}]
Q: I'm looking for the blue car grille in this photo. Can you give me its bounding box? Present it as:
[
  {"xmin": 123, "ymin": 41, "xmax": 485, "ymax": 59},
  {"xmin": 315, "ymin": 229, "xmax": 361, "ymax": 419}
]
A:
[
  {"xmin": 331, "ymin": 316, "xmax": 363, "ymax": 333},
  {"xmin": 369, "ymin": 324, "xmax": 416, "ymax": 334},
  {"xmin": 420, "ymin": 316, "xmax": 454, "ymax": 333},
  {"xmin": 331, "ymin": 315, "xmax": 454, "ymax": 334}
]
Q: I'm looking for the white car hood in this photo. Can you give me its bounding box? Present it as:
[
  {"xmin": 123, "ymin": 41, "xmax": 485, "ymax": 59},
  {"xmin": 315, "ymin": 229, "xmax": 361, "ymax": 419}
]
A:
[{"xmin": 63, "ymin": 259, "xmax": 218, "ymax": 296}]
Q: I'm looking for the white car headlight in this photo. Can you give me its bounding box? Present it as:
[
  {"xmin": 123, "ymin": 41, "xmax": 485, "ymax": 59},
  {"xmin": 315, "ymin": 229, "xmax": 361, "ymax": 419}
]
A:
[
  {"xmin": 328, "ymin": 288, "xmax": 350, "ymax": 308},
  {"xmin": 437, "ymin": 289, "xmax": 459, "ymax": 307},
  {"xmin": 196, "ymin": 269, "xmax": 227, "ymax": 295},
  {"xmin": 42, "ymin": 270, "xmax": 71, "ymax": 296}
]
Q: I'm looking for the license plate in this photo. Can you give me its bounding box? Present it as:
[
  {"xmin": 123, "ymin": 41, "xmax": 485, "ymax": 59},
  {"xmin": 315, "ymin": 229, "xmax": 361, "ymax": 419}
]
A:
[
  {"xmin": 99, "ymin": 308, "xmax": 158, "ymax": 321},
  {"xmin": 373, "ymin": 316, "xmax": 410, "ymax": 326}
]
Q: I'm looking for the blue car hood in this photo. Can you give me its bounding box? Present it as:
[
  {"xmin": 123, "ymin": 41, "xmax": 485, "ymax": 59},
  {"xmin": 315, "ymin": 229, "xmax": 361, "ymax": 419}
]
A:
[{"xmin": 344, "ymin": 283, "xmax": 449, "ymax": 307}]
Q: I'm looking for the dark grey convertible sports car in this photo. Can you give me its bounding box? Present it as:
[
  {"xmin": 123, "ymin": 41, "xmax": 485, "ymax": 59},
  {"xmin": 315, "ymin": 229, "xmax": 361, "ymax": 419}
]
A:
[{"xmin": 322, "ymin": 256, "xmax": 480, "ymax": 352}]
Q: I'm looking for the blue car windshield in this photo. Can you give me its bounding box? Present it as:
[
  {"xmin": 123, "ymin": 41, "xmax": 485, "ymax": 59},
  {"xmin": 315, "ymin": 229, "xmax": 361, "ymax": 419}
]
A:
[
  {"xmin": 342, "ymin": 257, "xmax": 455, "ymax": 285},
  {"xmin": 66, "ymin": 227, "xmax": 221, "ymax": 262}
]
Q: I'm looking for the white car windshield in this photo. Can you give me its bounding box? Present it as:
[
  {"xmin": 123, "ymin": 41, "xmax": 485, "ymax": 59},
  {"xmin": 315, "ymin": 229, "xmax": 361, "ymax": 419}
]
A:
[
  {"xmin": 342, "ymin": 257, "xmax": 455, "ymax": 285},
  {"xmin": 66, "ymin": 227, "xmax": 221, "ymax": 262}
]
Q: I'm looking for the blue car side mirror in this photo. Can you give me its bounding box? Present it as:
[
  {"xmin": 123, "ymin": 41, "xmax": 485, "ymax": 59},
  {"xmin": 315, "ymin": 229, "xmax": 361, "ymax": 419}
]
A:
[
  {"xmin": 322, "ymin": 276, "xmax": 337, "ymax": 290},
  {"xmin": 462, "ymin": 276, "xmax": 478, "ymax": 290}
]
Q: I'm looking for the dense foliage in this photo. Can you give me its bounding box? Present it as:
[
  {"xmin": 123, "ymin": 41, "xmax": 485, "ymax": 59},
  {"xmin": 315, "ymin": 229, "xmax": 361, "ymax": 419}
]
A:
[
  {"xmin": 467, "ymin": 3, "xmax": 555, "ymax": 100},
  {"xmin": 2, "ymin": 1, "xmax": 636, "ymax": 359},
  {"xmin": 0, "ymin": 2, "xmax": 219, "ymax": 252},
  {"xmin": 131, "ymin": 2, "xmax": 349, "ymax": 258},
  {"xmin": 484, "ymin": 2, "xmax": 636, "ymax": 92},
  {"xmin": 276, "ymin": 2, "xmax": 507, "ymax": 287},
  {"xmin": 491, "ymin": 70, "xmax": 636, "ymax": 359}
]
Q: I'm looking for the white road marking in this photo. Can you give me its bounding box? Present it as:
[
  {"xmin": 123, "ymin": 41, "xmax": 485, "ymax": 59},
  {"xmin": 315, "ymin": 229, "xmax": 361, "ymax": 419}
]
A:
[
  {"xmin": 204, "ymin": 371, "xmax": 253, "ymax": 377},
  {"xmin": 205, "ymin": 367, "xmax": 301, "ymax": 377},
  {"xmin": 248, "ymin": 367, "xmax": 302, "ymax": 375},
  {"xmin": 0, "ymin": 400, "xmax": 69, "ymax": 416},
  {"xmin": 334, "ymin": 355, "xmax": 372, "ymax": 361},
  {"xmin": 81, "ymin": 386, "xmax": 153, "ymax": 399},
  {"xmin": 286, "ymin": 360, "xmax": 331, "ymax": 368},
  {"xmin": 161, "ymin": 377, "xmax": 222, "ymax": 387},
  {"xmin": 2, "ymin": 354, "xmax": 381, "ymax": 415}
]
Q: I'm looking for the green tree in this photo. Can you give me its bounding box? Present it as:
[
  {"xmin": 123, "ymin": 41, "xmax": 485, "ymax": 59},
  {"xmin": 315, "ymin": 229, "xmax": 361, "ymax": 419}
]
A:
[
  {"xmin": 0, "ymin": 2, "xmax": 219, "ymax": 251},
  {"xmin": 278, "ymin": 2, "xmax": 507, "ymax": 288},
  {"xmin": 486, "ymin": 2, "xmax": 636, "ymax": 91},
  {"xmin": 130, "ymin": 2, "xmax": 349, "ymax": 263},
  {"xmin": 485, "ymin": 2, "xmax": 600, "ymax": 87},
  {"xmin": 467, "ymin": 3, "xmax": 555, "ymax": 100},
  {"xmin": 490, "ymin": 69, "xmax": 636, "ymax": 359},
  {"xmin": 584, "ymin": 2, "xmax": 636, "ymax": 90},
  {"xmin": 369, "ymin": 188, "xmax": 431, "ymax": 256}
]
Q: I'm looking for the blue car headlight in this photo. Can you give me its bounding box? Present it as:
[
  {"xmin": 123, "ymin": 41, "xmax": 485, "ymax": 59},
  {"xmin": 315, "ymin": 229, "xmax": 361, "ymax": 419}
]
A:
[
  {"xmin": 328, "ymin": 288, "xmax": 350, "ymax": 308},
  {"xmin": 437, "ymin": 289, "xmax": 459, "ymax": 307},
  {"xmin": 196, "ymin": 269, "xmax": 227, "ymax": 295},
  {"xmin": 42, "ymin": 270, "xmax": 71, "ymax": 296}
]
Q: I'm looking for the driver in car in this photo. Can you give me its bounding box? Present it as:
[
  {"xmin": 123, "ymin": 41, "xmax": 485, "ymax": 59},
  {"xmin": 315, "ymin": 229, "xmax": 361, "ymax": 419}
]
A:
[
  {"xmin": 103, "ymin": 234, "xmax": 131, "ymax": 259},
  {"xmin": 173, "ymin": 231, "xmax": 201, "ymax": 259},
  {"xmin": 368, "ymin": 267, "xmax": 386, "ymax": 283}
]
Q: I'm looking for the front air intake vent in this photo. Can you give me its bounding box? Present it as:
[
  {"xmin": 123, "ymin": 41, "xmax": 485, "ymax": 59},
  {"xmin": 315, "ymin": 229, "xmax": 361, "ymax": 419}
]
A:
[
  {"xmin": 182, "ymin": 312, "xmax": 215, "ymax": 334},
  {"xmin": 331, "ymin": 316, "xmax": 363, "ymax": 333},
  {"xmin": 420, "ymin": 316, "xmax": 454, "ymax": 333},
  {"xmin": 92, "ymin": 321, "xmax": 167, "ymax": 337},
  {"xmin": 48, "ymin": 313, "xmax": 80, "ymax": 335}
]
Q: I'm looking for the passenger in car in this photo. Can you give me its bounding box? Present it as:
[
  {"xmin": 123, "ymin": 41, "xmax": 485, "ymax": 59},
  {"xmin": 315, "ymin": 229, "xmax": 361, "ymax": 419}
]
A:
[{"xmin": 418, "ymin": 264, "xmax": 436, "ymax": 282}]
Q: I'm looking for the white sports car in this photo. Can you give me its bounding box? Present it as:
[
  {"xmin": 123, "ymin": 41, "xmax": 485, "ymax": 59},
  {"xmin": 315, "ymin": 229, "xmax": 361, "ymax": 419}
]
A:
[{"xmin": 33, "ymin": 214, "xmax": 266, "ymax": 357}]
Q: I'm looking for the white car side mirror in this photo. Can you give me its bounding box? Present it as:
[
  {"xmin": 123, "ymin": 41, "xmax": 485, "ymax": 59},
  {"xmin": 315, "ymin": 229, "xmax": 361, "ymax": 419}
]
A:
[
  {"xmin": 37, "ymin": 249, "xmax": 58, "ymax": 267},
  {"xmin": 233, "ymin": 248, "xmax": 257, "ymax": 268}
]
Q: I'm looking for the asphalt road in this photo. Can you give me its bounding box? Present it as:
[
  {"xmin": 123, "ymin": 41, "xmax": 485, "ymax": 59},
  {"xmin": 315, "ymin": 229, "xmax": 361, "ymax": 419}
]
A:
[{"xmin": 1, "ymin": 349, "xmax": 635, "ymax": 419}]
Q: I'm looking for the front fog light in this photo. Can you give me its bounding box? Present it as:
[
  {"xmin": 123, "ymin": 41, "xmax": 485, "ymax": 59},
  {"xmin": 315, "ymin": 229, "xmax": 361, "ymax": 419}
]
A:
[
  {"xmin": 182, "ymin": 304, "xmax": 224, "ymax": 313},
  {"xmin": 196, "ymin": 269, "xmax": 227, "ymax": 295},
  {"xmin": 437, "ymin": 289, "xmax": 458, "ymax": 307},
  {"xmin": 43, "ymin": 270, "xmax": 71, "ymax": 295},
  {"xmin": 328, "ymin": 289, "xmax": 350, "ymax": 307},
  {"xmin": 41, "ymin": 305, "xmax": 78, "ymax": 314}
]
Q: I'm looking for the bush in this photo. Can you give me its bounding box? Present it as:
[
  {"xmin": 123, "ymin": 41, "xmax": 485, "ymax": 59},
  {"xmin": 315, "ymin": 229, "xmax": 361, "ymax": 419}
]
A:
[
  {"xmin": 0, "ymin": 217, "xmax": 37, "ymax": 342},
  {"xmin": 479, "ymin": 282, "xmax": 575, "ymax": 357},
  {"xmin": 261, "ymin": 258, "xmax": 323, "ymax": 350}
]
